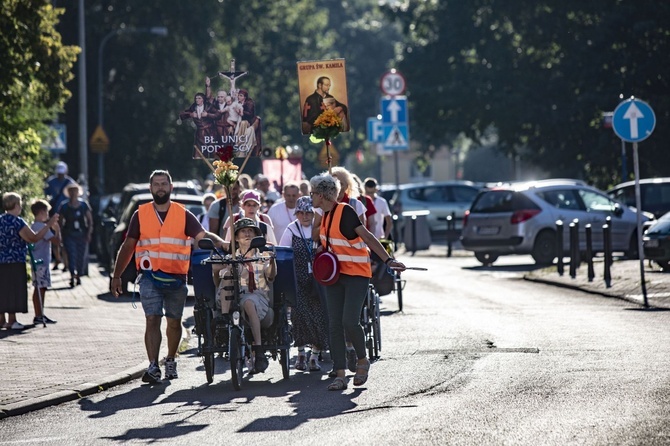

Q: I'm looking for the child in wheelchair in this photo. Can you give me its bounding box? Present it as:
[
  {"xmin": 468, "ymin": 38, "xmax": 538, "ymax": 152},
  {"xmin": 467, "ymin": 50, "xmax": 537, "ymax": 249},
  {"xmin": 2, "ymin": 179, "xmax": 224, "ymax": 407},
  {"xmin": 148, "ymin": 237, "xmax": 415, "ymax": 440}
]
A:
[{"xmin": 216, "ymin": 218, "xmax": 277, "ymax": 373}]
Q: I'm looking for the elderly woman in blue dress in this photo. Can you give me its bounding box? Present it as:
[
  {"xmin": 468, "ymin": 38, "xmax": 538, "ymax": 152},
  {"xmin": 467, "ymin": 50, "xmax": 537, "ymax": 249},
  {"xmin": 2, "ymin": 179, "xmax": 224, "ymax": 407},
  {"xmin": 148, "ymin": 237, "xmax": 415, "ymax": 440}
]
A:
[
  {"xmin": 0, "ymin": 193, "xmax": 60, "ymax": 330},
  {"xmin": 279, "ymin": 196, "xmax": 329, "ymax": 372}
]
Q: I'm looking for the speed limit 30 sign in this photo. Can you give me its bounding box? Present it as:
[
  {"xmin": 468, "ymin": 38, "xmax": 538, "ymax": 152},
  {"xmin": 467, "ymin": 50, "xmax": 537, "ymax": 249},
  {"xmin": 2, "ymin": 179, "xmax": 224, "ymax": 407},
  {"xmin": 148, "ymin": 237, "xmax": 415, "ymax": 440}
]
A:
[{"xmin": 380, "ymin": 69, "xmax": 406, "ymax": 96}]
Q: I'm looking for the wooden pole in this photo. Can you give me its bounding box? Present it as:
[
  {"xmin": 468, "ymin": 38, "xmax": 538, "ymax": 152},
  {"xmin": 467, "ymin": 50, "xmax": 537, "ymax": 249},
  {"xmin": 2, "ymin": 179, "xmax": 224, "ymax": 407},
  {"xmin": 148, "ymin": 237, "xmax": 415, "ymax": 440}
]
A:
[
  {"xmin": 193, "ymin": 145, "xmax": 216, "ymax": 174},
  {"xmin": 237, "ymin": 145, "xmax": 256, "ymax": 177},
  {"xmin": 325, "ymin": 138, "xmax": 332, "ymax": 175}
]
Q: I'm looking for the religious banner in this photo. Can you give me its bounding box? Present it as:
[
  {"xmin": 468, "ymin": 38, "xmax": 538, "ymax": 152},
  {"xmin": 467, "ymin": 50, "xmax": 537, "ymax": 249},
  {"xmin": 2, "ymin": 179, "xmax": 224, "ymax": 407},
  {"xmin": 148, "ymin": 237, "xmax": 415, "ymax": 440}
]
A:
[
  {"xmin": 297, "ymin": 58, "xmax": 350, "ymax": 136},
  {"xmin": 180, "ymin": 59, "xmax": 262, "ymax": 159}
]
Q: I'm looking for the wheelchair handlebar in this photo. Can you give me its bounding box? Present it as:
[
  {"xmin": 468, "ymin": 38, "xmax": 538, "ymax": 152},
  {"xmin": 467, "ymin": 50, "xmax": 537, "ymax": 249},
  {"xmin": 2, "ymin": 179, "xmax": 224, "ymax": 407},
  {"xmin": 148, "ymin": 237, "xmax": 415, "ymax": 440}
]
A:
[{"xmin": 202, "ymin": 253, "xmax": 275, "ymax": 266}]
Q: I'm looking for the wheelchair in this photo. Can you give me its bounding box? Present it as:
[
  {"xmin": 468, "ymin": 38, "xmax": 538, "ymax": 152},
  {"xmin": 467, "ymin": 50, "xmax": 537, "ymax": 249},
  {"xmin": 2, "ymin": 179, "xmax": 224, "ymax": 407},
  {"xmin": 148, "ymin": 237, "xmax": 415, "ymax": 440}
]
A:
[
  {"xmin": 361, "ymin": 282, "xmax": 382, "ymax": 360},
  {"xmin": 191, "ymin": 237, "xmax": 295, "ymax": 390}
]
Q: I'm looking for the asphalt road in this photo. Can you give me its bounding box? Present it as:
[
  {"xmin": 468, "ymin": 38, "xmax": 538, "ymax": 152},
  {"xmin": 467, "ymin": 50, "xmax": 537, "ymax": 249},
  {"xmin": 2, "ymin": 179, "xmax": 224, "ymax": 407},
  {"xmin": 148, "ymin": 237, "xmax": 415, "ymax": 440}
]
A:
[{"xmin": 1, "ymin": 253, "xmax": 669, "ymax": 445}]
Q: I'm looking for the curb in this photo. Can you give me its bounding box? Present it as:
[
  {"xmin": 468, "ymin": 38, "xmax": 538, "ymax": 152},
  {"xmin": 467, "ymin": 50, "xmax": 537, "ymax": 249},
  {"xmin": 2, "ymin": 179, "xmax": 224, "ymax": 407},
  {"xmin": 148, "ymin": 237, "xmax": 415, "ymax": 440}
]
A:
[
  {"xmin": 0, "ymin": 324, "xmax": 192, "ymax": 420},
  {"xmin": 523, "ymin": 275, "xmax": 670, "ymax": 310},
  {"xmin": 0, "ymin": 363, "xmax": 145, "ymax": 420}
]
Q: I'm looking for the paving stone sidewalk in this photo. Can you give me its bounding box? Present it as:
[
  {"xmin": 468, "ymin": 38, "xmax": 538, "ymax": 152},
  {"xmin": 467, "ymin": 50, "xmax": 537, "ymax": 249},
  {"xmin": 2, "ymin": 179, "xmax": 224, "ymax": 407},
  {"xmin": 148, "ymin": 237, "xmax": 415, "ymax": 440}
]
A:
[{"xmin": 0, "ymin": 262, "xmax": 153, "ymax": 419}]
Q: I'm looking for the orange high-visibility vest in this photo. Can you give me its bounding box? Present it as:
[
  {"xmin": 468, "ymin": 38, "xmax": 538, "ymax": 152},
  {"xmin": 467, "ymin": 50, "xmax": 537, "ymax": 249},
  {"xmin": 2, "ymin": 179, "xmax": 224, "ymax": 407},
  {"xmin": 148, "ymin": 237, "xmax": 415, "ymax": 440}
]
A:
[
  {"xmin": 320, "ymin": 203, "xmax": 371, "ymax": 278},
  {"xmin": 135, "ymin": 202, "xmax": 191, "ymax": 275}
]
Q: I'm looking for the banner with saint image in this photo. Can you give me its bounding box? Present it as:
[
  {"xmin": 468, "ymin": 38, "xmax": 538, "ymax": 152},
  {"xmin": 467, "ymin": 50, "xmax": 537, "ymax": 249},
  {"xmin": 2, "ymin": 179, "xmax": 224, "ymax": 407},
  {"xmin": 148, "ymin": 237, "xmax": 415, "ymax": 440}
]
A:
[
  {"xmin": 180, "ymin": 60, "xmax": 262, "ymax": 159},
  {"xmin": 297, "ymin": 58, "xmax": 350, "ymax": 136}
]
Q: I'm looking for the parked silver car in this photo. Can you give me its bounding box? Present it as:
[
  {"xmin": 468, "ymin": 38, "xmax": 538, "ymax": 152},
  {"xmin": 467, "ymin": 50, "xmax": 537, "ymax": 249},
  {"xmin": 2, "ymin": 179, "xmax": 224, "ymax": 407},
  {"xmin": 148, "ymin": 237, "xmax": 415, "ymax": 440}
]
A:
[
  {"xmin": 384, "ymin": 181, "xmax": 483, "ymax": 233},
  {"xmin": 461, "ymin": 179, "xmax": 645, "ymax": 265},
  {"xmin": 607, "ymin": 177, "xmax": 670, "ymax": 219}
]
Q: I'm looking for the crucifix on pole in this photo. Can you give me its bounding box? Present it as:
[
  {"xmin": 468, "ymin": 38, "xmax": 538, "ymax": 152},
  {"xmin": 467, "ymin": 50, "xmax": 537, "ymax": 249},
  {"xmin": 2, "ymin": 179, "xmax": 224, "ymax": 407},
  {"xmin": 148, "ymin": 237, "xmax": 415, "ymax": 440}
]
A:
[{"xmin": 218, "ymin": 59, "xmax": 247, "ymax": 95}]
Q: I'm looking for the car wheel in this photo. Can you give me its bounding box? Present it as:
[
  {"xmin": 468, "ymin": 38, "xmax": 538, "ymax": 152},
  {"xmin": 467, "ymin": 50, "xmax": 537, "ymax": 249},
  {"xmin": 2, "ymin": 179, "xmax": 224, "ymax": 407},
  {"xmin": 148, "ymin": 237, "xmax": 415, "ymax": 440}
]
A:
[
  {"xmin": 475, "ymin": 252, "xmax": 498, "ymax": 265},
  {"xmin": 625, "ymin": 232, "xmax": 639, "ymax": 259},
  {"xmin": 532, "ymin": 230, "xmax": 557, "ymax": 265}
]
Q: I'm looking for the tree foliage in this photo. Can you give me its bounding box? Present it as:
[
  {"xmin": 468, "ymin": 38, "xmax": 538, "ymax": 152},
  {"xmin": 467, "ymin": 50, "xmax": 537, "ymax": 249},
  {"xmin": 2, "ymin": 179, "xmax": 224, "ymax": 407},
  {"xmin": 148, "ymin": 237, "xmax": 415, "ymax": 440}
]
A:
[
  {"xmin": 0, "ymin": 0, "xmax": 78, "ymax": 206},
  {"xmin": 387, "ymin": 0, "xmax": 670, "ymax": 187},
  {"xmin": 70, "ymin": 0, "xmax": 399, "ymax": 192}
]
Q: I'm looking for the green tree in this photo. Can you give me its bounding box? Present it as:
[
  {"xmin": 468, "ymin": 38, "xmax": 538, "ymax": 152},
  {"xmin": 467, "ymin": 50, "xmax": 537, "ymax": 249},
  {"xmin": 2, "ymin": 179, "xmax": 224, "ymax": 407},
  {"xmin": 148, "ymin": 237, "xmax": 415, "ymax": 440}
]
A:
[
  {"xmin": 387, "ymin": 1, "xmax": 670, "ymax": 187},
  {"xmin": 0, "ymin": 0, "xmax": 78, "ymax": 206},
  {"xmin": 63, "ymin": 0, "xmax": 398, "ymax": 192}
]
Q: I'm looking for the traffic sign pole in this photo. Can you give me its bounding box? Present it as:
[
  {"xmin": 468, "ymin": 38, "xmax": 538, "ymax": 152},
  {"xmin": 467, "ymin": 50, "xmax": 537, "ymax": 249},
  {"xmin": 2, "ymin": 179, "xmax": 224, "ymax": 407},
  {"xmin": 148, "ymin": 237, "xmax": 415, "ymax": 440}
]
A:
[
  {"xmin": 611, "ymin": 97, "xmax": 656, "ymax": 308},
  {"xmin": 633, "ymin": 141, "xmax": 648, "ymax": 307}
]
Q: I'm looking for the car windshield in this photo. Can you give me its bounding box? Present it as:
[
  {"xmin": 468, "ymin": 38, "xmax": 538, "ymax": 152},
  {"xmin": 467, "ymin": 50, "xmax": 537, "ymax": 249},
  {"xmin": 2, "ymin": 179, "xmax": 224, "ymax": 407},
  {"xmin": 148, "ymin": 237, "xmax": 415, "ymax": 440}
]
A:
[{"xmin": 471, "ymin": 190, "xmax": 539, "ymax": 213}]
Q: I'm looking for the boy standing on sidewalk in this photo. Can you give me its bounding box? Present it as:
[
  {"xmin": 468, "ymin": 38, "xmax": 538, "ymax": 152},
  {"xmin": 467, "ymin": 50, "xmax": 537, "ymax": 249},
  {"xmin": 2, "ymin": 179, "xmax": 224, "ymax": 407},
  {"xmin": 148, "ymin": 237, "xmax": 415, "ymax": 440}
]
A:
[{"xmin": 30, "ymin": 200, "xmax": 60, "ymax": 324}]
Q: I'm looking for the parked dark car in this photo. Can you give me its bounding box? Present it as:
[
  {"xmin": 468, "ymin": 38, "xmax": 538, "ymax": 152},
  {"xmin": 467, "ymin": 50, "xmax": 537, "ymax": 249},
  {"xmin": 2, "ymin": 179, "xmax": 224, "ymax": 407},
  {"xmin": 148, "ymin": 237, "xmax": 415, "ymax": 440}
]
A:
[
  {"xmin": 607, "ymin": 177, "xmax": 670, "ymax": 219},
  {"xmin": 643, "ymin": 211, "xmax": 670, "ymax": 271},
  {"xmin": 108, "ymin": 193, "xmax": 206, "ymax": 294}
]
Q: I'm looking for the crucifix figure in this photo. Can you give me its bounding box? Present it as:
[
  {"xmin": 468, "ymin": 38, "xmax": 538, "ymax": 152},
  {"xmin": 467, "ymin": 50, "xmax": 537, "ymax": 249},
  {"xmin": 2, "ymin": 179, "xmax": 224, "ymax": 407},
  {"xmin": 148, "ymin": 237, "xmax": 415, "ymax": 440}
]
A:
[{"xmin": 218, "ymin": 59, "xmax": 248, "ymax": 95}]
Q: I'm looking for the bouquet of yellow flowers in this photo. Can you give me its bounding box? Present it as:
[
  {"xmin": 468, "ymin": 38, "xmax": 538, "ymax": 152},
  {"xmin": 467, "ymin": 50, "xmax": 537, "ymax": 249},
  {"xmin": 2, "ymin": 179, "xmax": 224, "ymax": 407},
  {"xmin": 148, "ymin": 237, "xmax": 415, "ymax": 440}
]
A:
[
  {"xmin": 212, "ymin": 146, "xmax": 239, "ymax": 186},
  {"xmin": 310, "ymin": 109, "xmax": 343, "ymax": 143}
]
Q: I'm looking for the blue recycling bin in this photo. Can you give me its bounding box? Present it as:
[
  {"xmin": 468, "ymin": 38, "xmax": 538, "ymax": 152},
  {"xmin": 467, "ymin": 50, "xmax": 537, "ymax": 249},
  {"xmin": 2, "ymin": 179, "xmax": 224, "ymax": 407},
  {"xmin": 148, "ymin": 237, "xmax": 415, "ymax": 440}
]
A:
[
  {"xmin": 273, "ymin": 246, "xmax": 297, "ymax": 308},
  {"xmin": 191, "ymin": 249, "xmax": 215, "ymax": 303}
]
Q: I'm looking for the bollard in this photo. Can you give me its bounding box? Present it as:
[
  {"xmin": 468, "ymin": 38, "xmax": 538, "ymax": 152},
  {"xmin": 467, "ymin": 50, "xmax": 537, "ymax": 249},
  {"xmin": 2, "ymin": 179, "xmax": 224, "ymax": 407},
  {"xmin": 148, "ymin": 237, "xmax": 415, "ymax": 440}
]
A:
[
  {"xmin": 572, "ymin": 218, "xmax": 581, "ymax": 269},
  {"xmin": 585, "ymin": 224, "xmax": 595, "ymax": 282},
  {"xmin": 446, "ymin": 213, "xmax": 454, "ymax": 258},
  {"xmin": 603, "ymin": 223, "xmax": 612, "ymax": 287},
  {"xmin": 605, "ymin": 216, "xmax": 612, "ymax": 268},
  {"xmin": 569, "ymin": 220, "xmax": 578, "ymax": 278},
  {"xmin": 411, "ymin": 214, "xmax": 417, "ymax": 256},
  {"xmin": 556, "ymin": 220, "xmax": 564, "ymax": 276},
  {"xmin": 392, "ymin": 214, "xmax": 400, "ymax": 252}
]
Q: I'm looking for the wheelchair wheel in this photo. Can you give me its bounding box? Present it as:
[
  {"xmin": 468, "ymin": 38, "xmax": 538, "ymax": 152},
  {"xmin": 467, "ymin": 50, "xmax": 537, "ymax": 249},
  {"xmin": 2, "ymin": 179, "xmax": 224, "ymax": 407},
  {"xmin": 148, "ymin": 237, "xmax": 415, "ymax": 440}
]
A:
[
  {"xmin": 229, "ymin": 326, "xmax": 245, "ymax": 391},
  {"xmin": 204, "ymin": 352, "xmax": 215, "ymax": 384},
  {"xmin": 371, "ymin": 288, "xmax": 382, "ymax": 357},
  {"xmin": 363, "ymin": 286, "xmax": 375, "ymax": 360},
  {"xmin": 395, "ymin": 272, "xmax": 403, "ymax": 312},
  {"xmin": 198, "ymin": 301, "xmax": 215, "ymax": 384},
  {"xmin": 278, "ymin": 311, "xmax": 291, "ymax": 379},
  {"xmin": 280, "ymin": 348, "xmax": 290, "ymax": 379}
]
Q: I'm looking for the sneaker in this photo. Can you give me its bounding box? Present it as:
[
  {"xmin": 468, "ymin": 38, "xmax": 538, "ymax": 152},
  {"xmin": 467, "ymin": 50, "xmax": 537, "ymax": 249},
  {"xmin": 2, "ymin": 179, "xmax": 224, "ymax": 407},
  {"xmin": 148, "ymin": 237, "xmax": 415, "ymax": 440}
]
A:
[
  {"xmin": 164, "ymin": 358, "xmax": 178, "ymax": 379},
  {"xmin": 309, "ymin": 358, "xmax": 321, "ymax": 372},
  {"xmin": 142, "ymin": 363, "xmax": 161, "ymax": 383},
  {"xmin": 295, "ymin": 354, "xmax": 307, "ymax": 371},
  {"xmin": 346, "ymin": 348, "xmax": 357, "ymax": 373},
  {"xmin": 254, "ymin": 353, "xmax": 269, "ymax": 373},
  {"xmin": 9, "ymin": 321, "xmax": 25, "ymax": 330},
  {"xmin": 34, "ymin": 315, "xmax": 57, "ymax": 324}
]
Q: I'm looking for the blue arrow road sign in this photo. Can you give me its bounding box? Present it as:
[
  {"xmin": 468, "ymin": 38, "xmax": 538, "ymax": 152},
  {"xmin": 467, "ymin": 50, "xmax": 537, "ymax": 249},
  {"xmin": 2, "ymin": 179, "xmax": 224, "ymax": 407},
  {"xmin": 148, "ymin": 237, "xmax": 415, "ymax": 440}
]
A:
[
  {"xmin": 367, "ymin": 117, "xmax": 384, "ymax": 143},
  {"xmin": 381, "ymin": 96, "xmax": 407, "ymax": 124},
  {"xmin": 383, "ymin": 124, "xmax": 409, "ymax": 150},
  {"xmin": 612, "ymin": 98, "xmax": 656, "ymax": 143}
]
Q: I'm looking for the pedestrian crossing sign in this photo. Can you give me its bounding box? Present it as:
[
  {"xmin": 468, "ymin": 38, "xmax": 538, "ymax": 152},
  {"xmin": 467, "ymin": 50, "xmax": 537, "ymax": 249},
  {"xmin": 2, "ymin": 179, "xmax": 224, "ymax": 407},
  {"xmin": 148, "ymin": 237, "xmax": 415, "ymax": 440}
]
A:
[{"xmin": 382, "ymin": 124, "xmax": 409, "ymax": 150}]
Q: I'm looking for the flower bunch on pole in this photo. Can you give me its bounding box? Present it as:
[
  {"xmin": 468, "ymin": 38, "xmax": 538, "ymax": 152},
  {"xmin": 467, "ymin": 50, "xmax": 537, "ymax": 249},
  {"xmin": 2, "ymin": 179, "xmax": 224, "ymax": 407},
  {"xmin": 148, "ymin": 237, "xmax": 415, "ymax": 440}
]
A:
[
  {"xmin": 212, "ymin": 145, "xmax": 239, "ymax": 187},
  {"xmin": 213, "ymin": 145, "xmax": 239, "ymax": 255},
  {"xmin": 309, "ymin": 109, "xmax": 343, "ymax": 173},
  {"xmin": 309, "ymin": 109, "xmax": 343, "ymax": 144}
]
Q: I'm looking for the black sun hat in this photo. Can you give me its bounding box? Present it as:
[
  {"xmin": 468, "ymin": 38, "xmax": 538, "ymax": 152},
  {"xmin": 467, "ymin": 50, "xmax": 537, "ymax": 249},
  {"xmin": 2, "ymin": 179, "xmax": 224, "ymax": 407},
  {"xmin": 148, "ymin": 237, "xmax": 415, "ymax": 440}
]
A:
[{"xmin": 234, "ymin": 217, "xmax": 262, "ymax": 236}]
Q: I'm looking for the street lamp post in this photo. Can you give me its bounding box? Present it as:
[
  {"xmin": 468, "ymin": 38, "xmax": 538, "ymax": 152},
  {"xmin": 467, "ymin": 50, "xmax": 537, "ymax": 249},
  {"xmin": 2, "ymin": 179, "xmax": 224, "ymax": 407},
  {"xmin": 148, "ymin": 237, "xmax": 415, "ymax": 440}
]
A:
[{"xmin": 97, "ymin": 26, "xmax": 168, "ymax": 194}]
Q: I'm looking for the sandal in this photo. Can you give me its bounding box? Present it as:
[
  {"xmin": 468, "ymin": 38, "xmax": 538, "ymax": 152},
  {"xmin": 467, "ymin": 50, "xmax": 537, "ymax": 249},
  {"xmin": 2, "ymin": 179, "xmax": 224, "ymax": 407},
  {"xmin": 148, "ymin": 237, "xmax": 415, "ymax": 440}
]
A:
[
  {"xmin": 327, "ymin": 377, "xmax": 347, "ymax": 391},
  {"xmin": 353, "ymin": 359, "xmax": 370, "ymax": 386}
]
